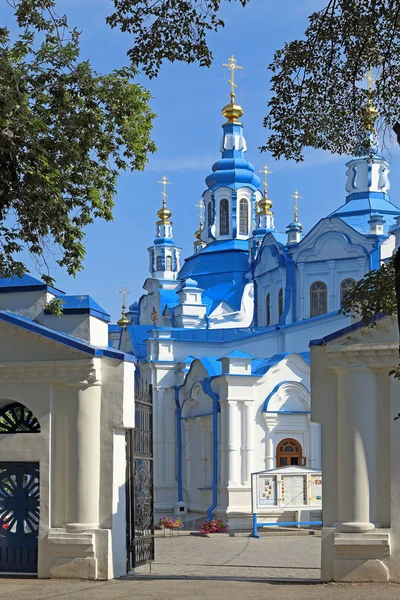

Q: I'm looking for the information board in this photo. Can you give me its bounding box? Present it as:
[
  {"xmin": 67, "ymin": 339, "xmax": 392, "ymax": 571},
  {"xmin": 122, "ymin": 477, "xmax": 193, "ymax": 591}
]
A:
[
  {"xmin": 309, "ymin": 474, "xmax": 322, "ymax": 505},
  {"xmin": 257, "ymin": 475, "xmax": 277, "ymax": 507},
  {"xmin": 281, "ymin": 475, "xmax": 306, "ymax": 506}
]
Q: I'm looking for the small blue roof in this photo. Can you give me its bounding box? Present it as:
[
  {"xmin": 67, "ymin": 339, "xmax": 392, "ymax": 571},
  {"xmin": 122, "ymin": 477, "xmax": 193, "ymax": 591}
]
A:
[
  {"xmin": 219, "ymin": 350, "xmax": 255, "ymax": 360},
  {"xmin": 0, "ymin": 274, "xmax": 64, "ymax": 296},
  {"xmin": 50, "ymin": 295, "xmax": 110, "ymax": 322},
  {"xmin": 0, "ymin": 310, "xmax": 133, "ymax": 362}
]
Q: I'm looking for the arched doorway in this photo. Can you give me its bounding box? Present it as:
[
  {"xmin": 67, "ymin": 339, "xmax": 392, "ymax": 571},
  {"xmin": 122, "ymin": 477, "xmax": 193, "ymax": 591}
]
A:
[
  {"xmin": 276, "ymin": 438, "xmax": 305, "ymax": 467},
  {"xmin": 0, "ymin": 402, "xmax": 41, "ymax": 574}
]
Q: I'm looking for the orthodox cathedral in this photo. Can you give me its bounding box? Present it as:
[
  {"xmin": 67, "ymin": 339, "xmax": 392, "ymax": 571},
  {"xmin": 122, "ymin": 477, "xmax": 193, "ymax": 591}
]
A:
[{"xmin": 110, "ymin": 56, "xmax": 400, "ymax": 524}]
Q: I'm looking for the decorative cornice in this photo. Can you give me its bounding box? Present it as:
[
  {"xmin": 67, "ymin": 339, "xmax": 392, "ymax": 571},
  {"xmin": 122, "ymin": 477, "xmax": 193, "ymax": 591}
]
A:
[{"xmin": 327, "ymin": 343, "xmax": 398, "ymax": 369}]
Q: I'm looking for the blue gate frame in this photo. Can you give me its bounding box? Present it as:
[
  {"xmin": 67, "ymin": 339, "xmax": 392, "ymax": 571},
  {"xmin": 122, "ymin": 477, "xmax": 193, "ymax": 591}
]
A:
[{"xmin": 0, "ymin": 462, "xmax": 40, "ymax": 574}]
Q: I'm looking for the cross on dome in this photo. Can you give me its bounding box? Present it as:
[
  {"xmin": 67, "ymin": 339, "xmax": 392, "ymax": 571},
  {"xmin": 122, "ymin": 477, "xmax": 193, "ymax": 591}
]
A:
[
  {"xmin": 222, "ymin": 55, "xmax": 243, "ymax": 103},
  {"xmin": 257, "ymin": 165, "xmax": 273, "ymax": 215},
  {"xmin": 221, "ymin": 55, "xmax": 244, "ymax": 123},
  {"xmin": 291, "ymin": 190, "xmax": 302, "ymax": 222},
  {"xmin": 117, "ymin": 286, "xmax": 130, "ymax": 327},
  {"xmin": 157, "ymin": 175, "xmax": 172, "ymax": 224}
]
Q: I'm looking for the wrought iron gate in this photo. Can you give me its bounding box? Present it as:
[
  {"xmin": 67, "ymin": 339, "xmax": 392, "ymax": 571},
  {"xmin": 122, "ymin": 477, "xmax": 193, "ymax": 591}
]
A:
[
  {"xmin": 0, "ymin": 462, "xmax": 40, "ymax": 573},
  {"xmin": 126, "ymin": 381, "xmax": 154, "ymax": 570}
]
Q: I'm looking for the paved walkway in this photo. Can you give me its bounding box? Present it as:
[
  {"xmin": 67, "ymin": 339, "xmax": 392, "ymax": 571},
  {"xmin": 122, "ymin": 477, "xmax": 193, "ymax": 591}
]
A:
[
  {"xmin": 136, "ymin": 531, "xmax": 321, "ymax": 580},
  {"xmin": 1, "ymin": 534, "xmax": 400, "ymax": 599}
]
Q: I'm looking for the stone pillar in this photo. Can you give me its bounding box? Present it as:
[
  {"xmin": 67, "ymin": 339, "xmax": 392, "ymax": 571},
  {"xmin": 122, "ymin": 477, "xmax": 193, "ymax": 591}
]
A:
[
  {"xmin": 227, "ymin": 401, "xmax": 240, "ymax": 487},
  {"xmin": 66, "ymin": 383, "xmax": 101, "ymax": 530},
  {"xmin": 337, "ymin": 368, "xmax": 378, "ymax": 532}
]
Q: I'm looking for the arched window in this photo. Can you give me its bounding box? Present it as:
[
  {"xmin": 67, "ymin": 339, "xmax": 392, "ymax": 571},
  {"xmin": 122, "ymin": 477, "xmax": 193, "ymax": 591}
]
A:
[
  {"xmin": 276, "ymin": 438, "xmax": 305, "ymax": 467},
  {"xmin": 219, "ymin": 199, "xmax": 229, "ymax": 235},
  {"xmin": 207, "ymin": 202, "xmax": 212, "ymax": 228},
  {"xmin": 310, "ymin": 281, "xmax": 328, "ymax": 317},
  {"xmin": 239, "ymin": 199, "xmax": 249, "ymax": 235},
  {"xmin": 0, "ymin": 403, "xmax": 41, "ymax": 433},
  {"xmin": 266, "ymin": 293, "xmax": 271, "ymax": 326},
  {"xmin": 165, "ymin": 255, "xmax": 172, "ymax": 271},
  {"xmin": 156, "ymin": 256, "xmax": 162, "ymax": 271},
  {"xmin": 278, "ymin": 288, "xmax": 284, "ymax": 319},
  {"xmin": 340, "ymin": 278, "xmax": 356, "ymax": 303}
]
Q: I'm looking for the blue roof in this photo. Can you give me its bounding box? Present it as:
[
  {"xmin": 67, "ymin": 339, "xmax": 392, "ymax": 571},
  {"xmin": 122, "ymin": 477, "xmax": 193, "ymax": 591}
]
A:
[
  {"xmin": 205, "ymin": 121, "xmax": 261, "ymax": 192},
  {"xmin": 48, "ymin": 295, "xmax": 110, "ymax": 322},
  {"xmin": 178, "ymin": 239, "xmax": 250, "ymax": 314},
  {"xmin": 329, "ymin": 194, "xmax": 400, "ymax": 235},
  {"xmin": 219, "ymin": 350, "xmax": 255, "ymax": 360},
  {"xmin": 252, "ymin": 352, "xmax": 310, "ymax": 376},
  {"xmin": 0, "ymin": 274, "xmax": 64, "ymax": 296},
  {"xmin": 126, "ymin": 324, "xmax": 152, "ymax": 360},
  {"xmin": 0, "ymin": 310, "xmax": 134, "ymax": 362},
  {"xmin": 160, "ymin": 289, "xmax": 179, "ymax": 314}
]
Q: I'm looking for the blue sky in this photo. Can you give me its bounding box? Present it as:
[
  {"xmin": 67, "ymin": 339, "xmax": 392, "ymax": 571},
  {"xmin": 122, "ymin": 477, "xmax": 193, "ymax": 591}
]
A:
[{"xmin": 3, "ymin": 0, "xmax": 400, "ymax": 320}]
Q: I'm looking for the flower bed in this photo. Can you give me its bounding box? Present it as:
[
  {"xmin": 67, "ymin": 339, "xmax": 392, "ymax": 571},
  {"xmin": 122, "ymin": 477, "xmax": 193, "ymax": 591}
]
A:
[
  {"xmin": 157, "ymin": 516, "xmax": 184, "ymax": 530},
  {"xmin": 199, "ymin": 519, "xmax": 228, "ymax": 536}
]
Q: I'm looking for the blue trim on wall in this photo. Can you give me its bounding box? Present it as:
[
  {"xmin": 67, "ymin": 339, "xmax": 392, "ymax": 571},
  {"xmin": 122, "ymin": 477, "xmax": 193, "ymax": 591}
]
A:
[
  {"xmin": 263, "ymin": 380, "xmax": 310, "ymax": 412},
  {"xmin": 232, "ymin": 191, "xmax": 237, "ymax": 238},
  {"xmin": 369, "ymin": 238, "xmax": 382, "ymax": 270},
  {"xmin": 201, "ymin": 377, "xmax": 220, "ymax": 521},
  {"xmin": 174, "ymin": 386, "xmax": 183, "ymax": 503}
]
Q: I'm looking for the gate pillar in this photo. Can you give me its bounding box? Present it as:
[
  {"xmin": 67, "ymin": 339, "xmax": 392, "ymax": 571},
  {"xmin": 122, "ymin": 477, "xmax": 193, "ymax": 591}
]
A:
[{"xmin": 66, "ymin": 382, "xmax": 102, "ymax": 530}]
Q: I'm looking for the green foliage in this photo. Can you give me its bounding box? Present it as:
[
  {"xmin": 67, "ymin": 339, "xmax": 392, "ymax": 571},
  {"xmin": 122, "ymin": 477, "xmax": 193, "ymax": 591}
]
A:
[
  {"xmin": 339, "ymin": 254, "xmax": 400, "ymax": 378},
  {"xmin": 264, "ymin": 0, "xmax": 400, "ymax": 161},
  {"xmin": 1, "ymin": 0, "xmax": 156, "ymax": 285},
  {"xmin": 339, "ymin": 256, "xmax": 397, "ymax": 325},
  {"xmin": 44, "ymin": 297, "xmax": 65, "ymax": 317},
  {"xmin": 107, "ymin": 0, "xmax": 250, "ymax": 78}
]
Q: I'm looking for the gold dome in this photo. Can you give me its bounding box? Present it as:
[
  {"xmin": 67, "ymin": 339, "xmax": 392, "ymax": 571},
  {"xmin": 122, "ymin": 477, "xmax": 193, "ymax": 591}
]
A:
[
  {"xmin": 117, "ymin": 313, "xmax": 130, "ymax": 328},
  {"xmin": 157, "ymin": 200, "xmax": 172, "ymax": 225},
  {"xmin": 222, "ymin": 100, "xmax": 244, "ymax": 124},
  {"xmin": 257, "ymin": 194, "xmax": 273, "ymax": 216}
]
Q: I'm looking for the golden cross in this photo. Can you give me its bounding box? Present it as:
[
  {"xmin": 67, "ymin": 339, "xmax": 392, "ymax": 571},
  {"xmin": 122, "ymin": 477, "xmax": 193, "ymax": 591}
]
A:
[
  {"xmin": 119, "ymin": 286, "xmax": 130, "ymax": 307},
  {"xmin": 222, "ymin": 55, "xmax": 243, "ymax": 102},
  {"xmin": 364, "ymin": 67, "xmax": 375, "ymax": 93},
  {"xmin": 259, "ymin": 165, "xmax": 273, "ymax": 196},
  {"xmin": 195, "ymin": 199, "xmax": 205, "ymax": 225},
  {"xmin": 157, "ymin": 175, "xmax": 172, "ymax": 206},
  {"xmin": 291, "ymin": 190, "xmax": 302, "ymax": 222}
]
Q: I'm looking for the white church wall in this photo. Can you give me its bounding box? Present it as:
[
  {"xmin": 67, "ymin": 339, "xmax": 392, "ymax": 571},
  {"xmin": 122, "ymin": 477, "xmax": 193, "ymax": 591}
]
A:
[
  {"xmin": 0, "ymin": 289, "xmax": 55, "ymax": 321},
  {"xmin": 41, "ymin": 313, "xmax": 109, "ymax": 346}
]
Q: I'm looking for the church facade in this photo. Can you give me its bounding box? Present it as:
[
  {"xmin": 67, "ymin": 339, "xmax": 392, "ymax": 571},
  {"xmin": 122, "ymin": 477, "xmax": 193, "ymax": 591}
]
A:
[{"xmin": 111, "ymin": 57, "xmax": 400, "ymax": 524}]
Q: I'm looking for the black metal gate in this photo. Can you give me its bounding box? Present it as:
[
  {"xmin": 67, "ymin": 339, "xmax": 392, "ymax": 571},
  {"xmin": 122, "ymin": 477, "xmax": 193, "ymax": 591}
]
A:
[
  {"xmin": 0, "ymin": 462, "xmax": 40, "ymax": 574},
  {"xmin": 126, "ymin": 381, "xmax": 154, "ymax": 570}
]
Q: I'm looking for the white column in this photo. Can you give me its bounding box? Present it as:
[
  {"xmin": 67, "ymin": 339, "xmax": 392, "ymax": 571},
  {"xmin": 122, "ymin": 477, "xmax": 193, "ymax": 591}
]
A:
[
  {"xmin": 66, "ymin": 383, "xmax": 101, "ymax": 530},
  {"xmin": 297, "ymin": 263, "xmax": 305, "ymax": 320},
  {"xmin": 219, "ymin": 401, "xmax": 228, "ymax": 487},
  {"xmin": 244, "ymin": 402, "xmax": 254, "ymax": 485},
  {"xmin": 327, "ymin": 259, "xmax": 335, "ymax": 312},
  {"xmin": 227, "ymin": 401, "xmax": 240, "ymax": 487},
  {"xmin": 337, "ymin": 368, "xmax": 378, "ymax": 532}
]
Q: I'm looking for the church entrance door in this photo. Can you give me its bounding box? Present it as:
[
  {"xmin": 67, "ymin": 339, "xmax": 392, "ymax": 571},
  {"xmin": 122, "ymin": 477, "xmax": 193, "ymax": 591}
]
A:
[
  {"xmin": 0, "ymin": 462, "xmax": 40, "ymax": 574},
  {"xmin": 276, "ymin": 438, "xmax": 305, "ymax": 467}
]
